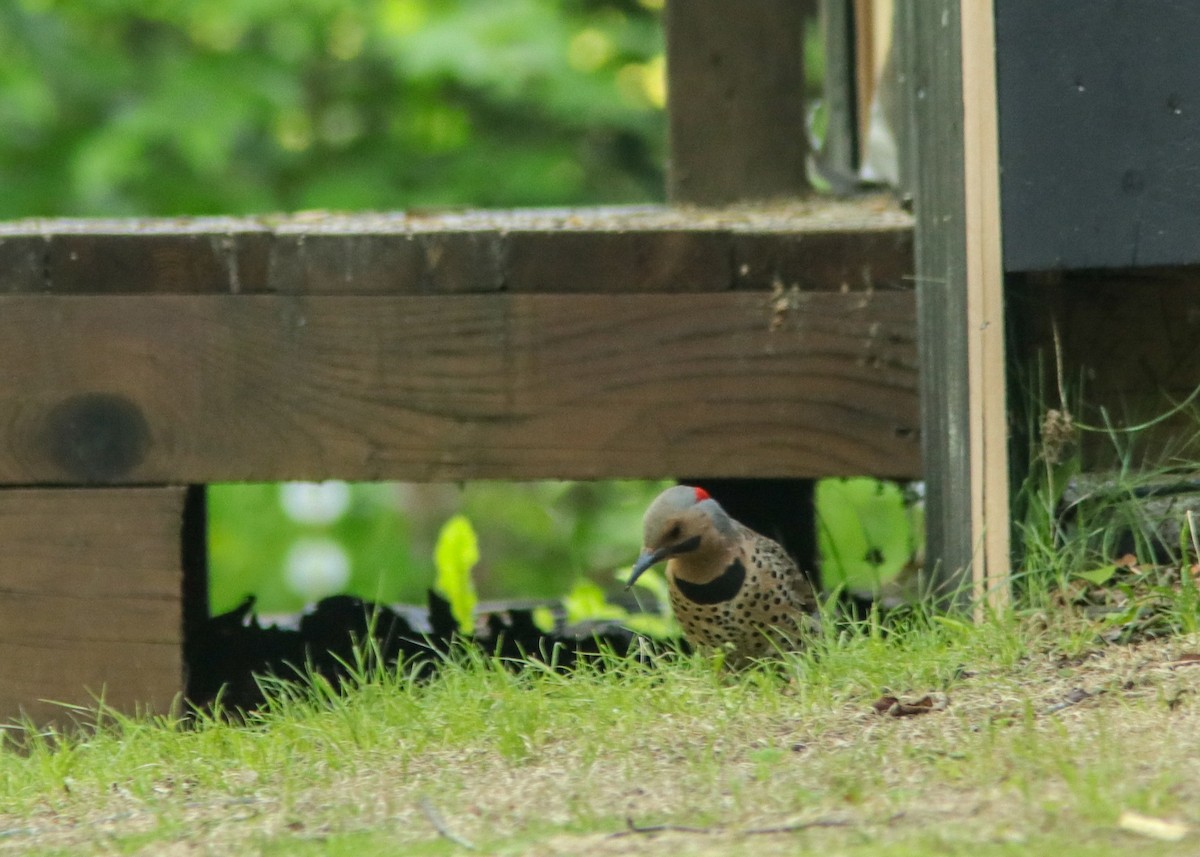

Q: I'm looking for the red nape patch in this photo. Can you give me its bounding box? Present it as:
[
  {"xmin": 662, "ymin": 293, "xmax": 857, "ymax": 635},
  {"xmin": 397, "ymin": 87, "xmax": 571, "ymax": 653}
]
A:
[{"xmin": 693, "ymin": 486, "xmax": 711, "ymax": 501}]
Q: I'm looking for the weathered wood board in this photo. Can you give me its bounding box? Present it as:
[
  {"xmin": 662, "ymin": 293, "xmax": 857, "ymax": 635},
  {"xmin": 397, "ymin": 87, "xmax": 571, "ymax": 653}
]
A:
[
  {"xmin": 0, "ymin": 292, "xmax": 919, "ymax": 485},
  {"xmin": 0, "ymin": 201, "xmax": 912, "ymax": 296},
  {"xmin": 905, "ymin": 0, "xmax": 975, "ymax": 593},
  {"xmin": 0, "ymin": 488, "xmax": 185, "ymax": 723}
]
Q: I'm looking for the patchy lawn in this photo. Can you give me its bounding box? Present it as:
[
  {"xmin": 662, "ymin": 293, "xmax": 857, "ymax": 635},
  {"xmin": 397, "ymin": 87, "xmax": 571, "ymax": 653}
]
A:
[{"xmin": 2, "ymin": 611, "xmax": 1200, "ymax": 856}]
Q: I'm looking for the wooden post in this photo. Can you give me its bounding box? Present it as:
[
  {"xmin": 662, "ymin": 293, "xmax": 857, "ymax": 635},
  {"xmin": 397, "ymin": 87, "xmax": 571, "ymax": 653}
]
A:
[
  {"xmin": 821, "ymin": 0, "xmax": 860, "ymax": 179},
  {"xmin": 909, "ymin": 2, "xmax": 970, "ymax": 599},
  {"xmin": 908, "ymin": 2, "xmax": 1009, "ymax": 608},
  {"xmin": 0, "ymin": 488, "xmax": 188, "ymax": 723},
  {"xmin": 665, "ymin": 0, "xmax": 808, "ymax": 204},
  {"xmin": 666, "ymin": 1, "xmax": 818, "ymax": 575}
]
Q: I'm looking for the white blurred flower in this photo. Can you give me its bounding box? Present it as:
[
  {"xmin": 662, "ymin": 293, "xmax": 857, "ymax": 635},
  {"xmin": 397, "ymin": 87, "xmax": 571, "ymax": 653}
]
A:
[
  {"xmin": 279, "ymin": 481, "xmax": 352, "ymax": 525},
  {"xmin": 283, "ymin": 538, "xmax": 351, "ymax": 602}
]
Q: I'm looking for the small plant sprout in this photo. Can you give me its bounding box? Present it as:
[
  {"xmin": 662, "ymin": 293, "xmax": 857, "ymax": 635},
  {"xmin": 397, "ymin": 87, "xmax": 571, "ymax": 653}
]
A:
[{"xmin": 434, "ymin": 514, "xmax": 480, "ymax": 635}]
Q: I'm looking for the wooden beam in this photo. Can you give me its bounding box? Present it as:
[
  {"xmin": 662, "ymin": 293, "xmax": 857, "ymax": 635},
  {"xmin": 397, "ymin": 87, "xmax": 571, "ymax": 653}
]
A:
[
  {"xmin": 0, "ymin": 292, "xmax": 919, "ymax": 485},
  {"xmin": 0, "ymin": 488, "xmax": 185, "ymax": 723},
  {"xmin": 962, "ymin": 0, "xmax": 1011, "ymax": 611},
  {"xmin": 665, "ymin": 0, "xmax": 808, "ymax": 204},
  {"xmin": 0, "ymin": 200, "xmax": 911, "ymax": 295}
]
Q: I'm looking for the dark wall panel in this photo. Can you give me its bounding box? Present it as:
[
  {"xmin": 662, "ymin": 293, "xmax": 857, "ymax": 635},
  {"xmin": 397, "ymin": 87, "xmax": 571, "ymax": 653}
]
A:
[{"xmin": 997, "ymin": 0, "xmax": 1200, "ymax": 270}]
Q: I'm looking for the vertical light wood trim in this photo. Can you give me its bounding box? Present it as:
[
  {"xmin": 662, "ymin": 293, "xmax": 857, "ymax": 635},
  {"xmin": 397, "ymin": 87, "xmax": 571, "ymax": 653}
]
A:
[
  {"xmin": 853, "ymin": 0, "xmax": 876, "ymax": 157},
  {"xmin": 961, "ymin": 0, "xmax": 1011, "ymax": 611},
  {"xmin": 869, "ymin": 0, "xmax": 894, "ymax": 79},
  {"xmin": 851, "ymin": 0, "xmax": 895, "ymax": 167}
]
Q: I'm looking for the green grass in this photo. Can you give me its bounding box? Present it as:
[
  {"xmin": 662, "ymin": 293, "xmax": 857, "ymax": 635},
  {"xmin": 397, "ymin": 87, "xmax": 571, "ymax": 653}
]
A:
[{"xmin": 2, "ymin": 600, "xmax": 1199, "ymax": 856}]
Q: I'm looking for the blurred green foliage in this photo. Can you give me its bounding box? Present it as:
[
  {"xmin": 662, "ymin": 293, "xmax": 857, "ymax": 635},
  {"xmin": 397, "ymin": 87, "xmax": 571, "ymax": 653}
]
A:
[
  {"xmin": 817, "ymin": 478, "xmax": 922, "ymax": 594},
  {"xmin": 0, "ymin": 0, "xmax": 665, "ymax": 217},
  {"xmin": 209, "ymin": 481, "xmax": 669, "ymax": 615},
  {"xmin": 208, "ymin": 476, "xmax": 917, "ymax": 617}
]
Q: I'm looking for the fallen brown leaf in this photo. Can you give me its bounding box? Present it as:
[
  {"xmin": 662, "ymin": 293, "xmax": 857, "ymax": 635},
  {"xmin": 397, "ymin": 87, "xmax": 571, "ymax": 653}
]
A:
[
  {"xmin": 1115, "ymin": 554, "xmax": 1142, "ymax": 573},
  {"xmin": 871, "ymin": 693, "xmax": 948, "ymax": 717},
  {"xmin": 871, "ymin": 695, "xmax": 899, "ymax": 715}
]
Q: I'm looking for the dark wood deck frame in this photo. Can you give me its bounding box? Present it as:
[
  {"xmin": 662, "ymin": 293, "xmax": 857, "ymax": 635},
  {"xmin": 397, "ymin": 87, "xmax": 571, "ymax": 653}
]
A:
[{"xmin": 0, "ymin": 2, "xmax": 921, "ymax": 721}]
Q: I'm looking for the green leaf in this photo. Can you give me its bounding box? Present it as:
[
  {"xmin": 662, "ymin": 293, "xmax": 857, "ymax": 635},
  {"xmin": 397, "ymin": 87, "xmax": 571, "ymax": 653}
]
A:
[
  {"xmin": 1076, "ymin": 565, "xmax": 1117, "ymax": 586},
  {"xmin": 932, "ymin": 615, "xmax": 974, "ymax": 635},
  {"xmin": 816, "ymin": 478, "xmax": 914, "ymax": 593},
  {"xmin": 433, "ymin": 514, "xmax": 480, "ymax": 635},
  {"xmin": 531, "ymin": 606, "xmax": 556, "ymax": 633}
]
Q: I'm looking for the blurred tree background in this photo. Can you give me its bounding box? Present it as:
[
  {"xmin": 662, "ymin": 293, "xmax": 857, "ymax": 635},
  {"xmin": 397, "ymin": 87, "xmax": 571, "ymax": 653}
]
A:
[
  {"xmin": 1, "ymin": 0, "xmax": 915, "ymax": 616},
  {"xmin": 0, "ymin": 0, "xmax": 667, "ymax": 217}
]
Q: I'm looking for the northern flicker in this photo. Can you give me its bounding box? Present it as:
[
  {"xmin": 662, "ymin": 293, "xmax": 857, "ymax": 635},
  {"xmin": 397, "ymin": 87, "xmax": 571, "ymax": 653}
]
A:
[{"xmin": 627, "ymin": 485, "xmax": 818, "ymax": 665}]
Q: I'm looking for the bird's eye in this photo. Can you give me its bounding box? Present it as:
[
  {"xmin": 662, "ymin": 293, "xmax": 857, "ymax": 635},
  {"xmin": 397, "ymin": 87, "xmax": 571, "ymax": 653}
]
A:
[{"xmin": 666, "ymin": 523, "xmax": 682, "ymax": 541}]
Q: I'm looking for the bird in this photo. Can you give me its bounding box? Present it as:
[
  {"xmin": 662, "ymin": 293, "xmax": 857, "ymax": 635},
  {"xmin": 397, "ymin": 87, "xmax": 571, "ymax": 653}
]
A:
[{"xmin": 626, "ymin": 485, "xmax": 818, "ymax": 665}]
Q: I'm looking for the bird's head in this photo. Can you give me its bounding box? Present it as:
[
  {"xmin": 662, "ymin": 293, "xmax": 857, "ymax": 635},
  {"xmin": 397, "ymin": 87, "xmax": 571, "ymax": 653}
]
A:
[{"xmin": 626, "ymin": 485, "xmax": 736, "ymax": 588}]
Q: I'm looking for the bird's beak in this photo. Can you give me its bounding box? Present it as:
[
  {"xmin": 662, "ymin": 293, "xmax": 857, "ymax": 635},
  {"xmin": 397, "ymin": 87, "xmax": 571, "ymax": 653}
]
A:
[{"xmin": 626, "ymin": 546, "xmax": 671, "ymax": 590}]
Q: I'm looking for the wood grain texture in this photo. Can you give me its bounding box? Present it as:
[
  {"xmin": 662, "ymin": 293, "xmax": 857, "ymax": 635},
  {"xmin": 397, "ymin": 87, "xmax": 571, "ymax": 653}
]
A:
[
  {"xmin": 0, "ymin": 488, "xmax": 184, "ymax": 723},
  {"xmin": 665, "ymin": 0, "xmax": 808, "ymax": 204},
  {"xmin": 0, "ymin": 292, "xmax": 919, "ymax": 484},
  {"xmin": 0, "ymin": 200, "xmax": 911, "ymax": 295}
]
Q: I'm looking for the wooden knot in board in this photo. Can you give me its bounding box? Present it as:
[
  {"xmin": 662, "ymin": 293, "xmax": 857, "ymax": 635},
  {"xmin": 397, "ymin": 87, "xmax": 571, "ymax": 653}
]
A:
[{"xmin": 44, "ymin": 393, "xmax": 150, "ymax": 482}]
